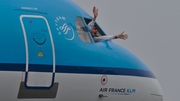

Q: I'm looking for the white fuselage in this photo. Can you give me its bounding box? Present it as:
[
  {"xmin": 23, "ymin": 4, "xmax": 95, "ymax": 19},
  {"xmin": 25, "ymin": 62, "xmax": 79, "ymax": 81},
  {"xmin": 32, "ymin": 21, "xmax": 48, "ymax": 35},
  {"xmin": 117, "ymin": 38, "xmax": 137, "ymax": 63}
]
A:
[{"xmin": 0, "ymin": 71, "xmax": 163, "ymax": 101}]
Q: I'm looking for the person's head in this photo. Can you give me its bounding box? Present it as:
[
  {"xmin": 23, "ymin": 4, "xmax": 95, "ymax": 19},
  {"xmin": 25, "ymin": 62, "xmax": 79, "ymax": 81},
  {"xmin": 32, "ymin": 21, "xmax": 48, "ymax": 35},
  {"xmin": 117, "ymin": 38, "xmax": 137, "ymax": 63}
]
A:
[{"xmin": 90, "ymin": 25, "xmax": 98, "ymax": 37}]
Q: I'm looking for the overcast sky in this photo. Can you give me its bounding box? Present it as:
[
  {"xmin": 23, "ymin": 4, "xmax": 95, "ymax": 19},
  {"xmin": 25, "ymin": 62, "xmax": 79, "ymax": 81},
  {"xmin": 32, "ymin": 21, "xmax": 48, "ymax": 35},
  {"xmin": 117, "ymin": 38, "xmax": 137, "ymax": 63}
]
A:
[{"xmin": 72, "ymin": 0, "xmax": 180, "ymax": 101}]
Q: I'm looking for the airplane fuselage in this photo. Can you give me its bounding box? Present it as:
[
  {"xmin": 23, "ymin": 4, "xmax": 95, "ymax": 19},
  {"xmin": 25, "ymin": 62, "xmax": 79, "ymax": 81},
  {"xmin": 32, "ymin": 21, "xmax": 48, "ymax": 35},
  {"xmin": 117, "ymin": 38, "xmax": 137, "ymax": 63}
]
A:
[{"xmin": 0, "ymin": 0, "xmax": 163, "ymax": 101}]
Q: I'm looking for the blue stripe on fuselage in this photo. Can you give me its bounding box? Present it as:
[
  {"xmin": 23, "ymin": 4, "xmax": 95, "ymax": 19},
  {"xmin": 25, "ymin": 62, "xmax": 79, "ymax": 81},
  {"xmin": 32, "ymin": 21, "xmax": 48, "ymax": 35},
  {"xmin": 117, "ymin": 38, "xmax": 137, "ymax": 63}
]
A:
[{"xmin": 0, "ymin": 63, "xmax": 155, "ymax": 78}]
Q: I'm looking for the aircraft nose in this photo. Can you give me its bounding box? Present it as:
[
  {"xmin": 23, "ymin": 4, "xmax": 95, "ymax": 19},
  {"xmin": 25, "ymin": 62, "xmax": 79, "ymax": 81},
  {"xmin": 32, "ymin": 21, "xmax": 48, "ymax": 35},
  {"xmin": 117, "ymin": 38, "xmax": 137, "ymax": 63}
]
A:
[
  {"xmin": 150, "ymin": 94, "xmax": 163, "ymax": 101},
  {"xmin": 149, "ymin": 79, "xmax": 163, "ymax": 101},
  {"xmin": 143, "ymin": 79, "xmax": 163, "ymax": 101}
]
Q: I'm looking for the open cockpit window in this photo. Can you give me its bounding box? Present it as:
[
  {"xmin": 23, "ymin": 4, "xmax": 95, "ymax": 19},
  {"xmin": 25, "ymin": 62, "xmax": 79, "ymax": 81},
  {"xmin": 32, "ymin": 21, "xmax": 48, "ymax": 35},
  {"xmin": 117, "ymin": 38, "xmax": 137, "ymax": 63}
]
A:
[
  {"xmin": 84, "ymin": 18, "xmax": 105, "ymax": 37},
  {"xmin": 76, "ymin": 17, "xmax": 92, "ymax": 43}
]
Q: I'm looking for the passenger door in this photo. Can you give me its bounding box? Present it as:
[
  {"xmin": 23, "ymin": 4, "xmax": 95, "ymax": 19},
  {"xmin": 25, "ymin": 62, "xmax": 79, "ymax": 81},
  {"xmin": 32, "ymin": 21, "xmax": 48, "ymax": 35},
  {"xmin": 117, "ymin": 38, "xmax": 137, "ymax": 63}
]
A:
[{"xmin": 20, "ymin": 15, "xmax": 55, "ymax": 88}]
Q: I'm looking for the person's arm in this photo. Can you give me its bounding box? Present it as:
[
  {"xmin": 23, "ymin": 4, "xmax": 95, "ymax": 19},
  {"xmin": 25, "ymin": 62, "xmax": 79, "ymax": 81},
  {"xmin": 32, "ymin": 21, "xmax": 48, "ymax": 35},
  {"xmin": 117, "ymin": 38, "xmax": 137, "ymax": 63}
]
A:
[
  {"xmin": 93, "ymin": 6, "xmax": 98, "ymax": 21},
  {"xmin": 88, "ymin": 6, "xmax": 98, "ymax": 31},
  {"xmin": 115, "ymin": 31, "xmax": 128, "ymax": 40},
  {"xmin": 88, "ymin": 20, "xmax": 95, "ymax": 31}
]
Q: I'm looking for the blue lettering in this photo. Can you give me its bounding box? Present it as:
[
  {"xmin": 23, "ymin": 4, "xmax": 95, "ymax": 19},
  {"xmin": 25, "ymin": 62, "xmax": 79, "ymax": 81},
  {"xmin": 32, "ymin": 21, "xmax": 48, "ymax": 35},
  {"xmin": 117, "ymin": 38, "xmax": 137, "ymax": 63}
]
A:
[{"xmin": 127, "ymin": 89, "xmax": 136, "ymax": 93}]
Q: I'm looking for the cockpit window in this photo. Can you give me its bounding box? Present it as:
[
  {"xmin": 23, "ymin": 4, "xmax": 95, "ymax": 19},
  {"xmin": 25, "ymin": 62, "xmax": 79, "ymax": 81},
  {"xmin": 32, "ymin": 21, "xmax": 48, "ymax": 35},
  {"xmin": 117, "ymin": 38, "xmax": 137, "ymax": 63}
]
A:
[
  {"xmin": 76, "ymin": 17, "xmax": 92, "ymax": 43},
  {"xmin": 84, "ymin": 18, "xmax": 105, "ymax": 37}
]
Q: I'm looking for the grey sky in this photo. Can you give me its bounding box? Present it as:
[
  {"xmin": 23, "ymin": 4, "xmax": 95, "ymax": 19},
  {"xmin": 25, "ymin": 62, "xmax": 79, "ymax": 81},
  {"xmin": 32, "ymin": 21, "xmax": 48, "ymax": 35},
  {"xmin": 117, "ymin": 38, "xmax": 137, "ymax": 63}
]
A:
[{"xmin": 72, "ymin": 0, "xmax": 180, "ymax": 101}]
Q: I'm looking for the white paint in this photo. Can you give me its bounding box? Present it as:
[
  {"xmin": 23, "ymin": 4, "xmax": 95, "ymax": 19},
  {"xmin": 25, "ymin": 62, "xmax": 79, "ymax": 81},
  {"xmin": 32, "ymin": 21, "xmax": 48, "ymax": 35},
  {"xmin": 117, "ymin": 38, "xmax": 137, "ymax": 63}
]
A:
[
  {"xmin": 21, "ymin": 7, "xmax": 38, "ymax": 10},
  {"xmin": 0, "ymin": 71, "xmax": 163, "ymax": 101},
  {"xmin": 27, "ymin": 72, "xmax": 52, "ymax": 87}
]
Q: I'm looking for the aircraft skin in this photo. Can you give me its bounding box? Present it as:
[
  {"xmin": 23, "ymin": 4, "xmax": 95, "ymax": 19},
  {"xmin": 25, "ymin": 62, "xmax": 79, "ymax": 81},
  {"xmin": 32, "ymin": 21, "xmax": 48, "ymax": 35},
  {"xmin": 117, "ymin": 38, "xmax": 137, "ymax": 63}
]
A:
[{"xmin": 0, "ymin": 0, "xmax": 163, "ymax": 101}]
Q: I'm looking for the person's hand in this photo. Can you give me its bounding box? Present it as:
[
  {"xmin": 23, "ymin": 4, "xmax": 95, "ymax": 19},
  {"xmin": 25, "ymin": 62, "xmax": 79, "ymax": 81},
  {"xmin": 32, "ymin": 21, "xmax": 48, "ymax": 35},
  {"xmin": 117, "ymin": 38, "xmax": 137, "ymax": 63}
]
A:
[
  {"xmin": 93, "ymin": 6, "xmax": 98, "ymax": 18},
  {"xmin": 118, "ymin": 31, "xmax": 128, "ymax": 40}
]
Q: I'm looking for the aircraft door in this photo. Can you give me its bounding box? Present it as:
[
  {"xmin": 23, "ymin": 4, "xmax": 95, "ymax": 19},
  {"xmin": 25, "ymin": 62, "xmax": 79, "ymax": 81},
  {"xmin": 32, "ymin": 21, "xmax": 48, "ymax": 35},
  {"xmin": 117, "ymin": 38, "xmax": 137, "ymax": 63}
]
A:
[{"xmin": 20, "ymin": 15, "xmax": 55, "ymax": 88}]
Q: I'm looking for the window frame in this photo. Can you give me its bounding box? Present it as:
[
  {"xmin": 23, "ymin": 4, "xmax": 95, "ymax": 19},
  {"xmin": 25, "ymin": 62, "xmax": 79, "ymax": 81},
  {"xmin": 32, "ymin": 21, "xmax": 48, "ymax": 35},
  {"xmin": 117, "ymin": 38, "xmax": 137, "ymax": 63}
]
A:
[
  {"xmin": 83, "ymin": 18, "xmax": 106, "ymax": 37},
  {"xmin": 76, "ymin": 17, "xmax": 95, "ymax": 43}
]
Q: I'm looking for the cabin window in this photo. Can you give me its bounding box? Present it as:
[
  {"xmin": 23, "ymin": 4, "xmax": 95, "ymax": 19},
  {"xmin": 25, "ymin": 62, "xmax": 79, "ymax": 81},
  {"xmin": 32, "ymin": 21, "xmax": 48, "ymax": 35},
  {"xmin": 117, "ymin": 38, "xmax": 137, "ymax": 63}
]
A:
[
  {"xmin": 84, "ymin": 18, "xmax": 105, "ymax": 37},
  {"xmin": 76, "ymin": 17, "xmax": 92, "ymax": 43}
]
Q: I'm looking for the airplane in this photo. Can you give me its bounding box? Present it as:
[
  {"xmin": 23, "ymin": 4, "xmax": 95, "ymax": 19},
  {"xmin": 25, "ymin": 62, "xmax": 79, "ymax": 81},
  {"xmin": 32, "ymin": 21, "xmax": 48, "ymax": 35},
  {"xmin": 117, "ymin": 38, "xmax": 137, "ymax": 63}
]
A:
[{"xmin": 0, "ymin": 0, "xmax": 163, "ymax": 101}]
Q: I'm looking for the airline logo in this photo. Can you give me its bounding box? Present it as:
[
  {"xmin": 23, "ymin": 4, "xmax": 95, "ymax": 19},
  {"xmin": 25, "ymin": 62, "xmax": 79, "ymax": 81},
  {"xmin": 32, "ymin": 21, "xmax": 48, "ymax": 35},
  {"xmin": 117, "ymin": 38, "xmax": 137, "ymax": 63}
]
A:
[
  {"xmin": 99, "ymin": 88, "xmax": 136, "ymax": 95},
  {"xmin": 99, "ymin": 75, "xmax": 136, "ymax": 95},
  {"xmin": 55, "ymin": 16, "xmax": 75, "ymax": 40}
]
